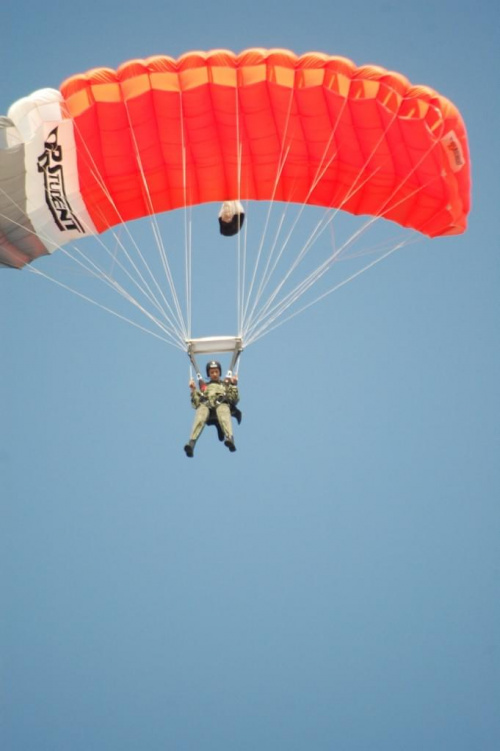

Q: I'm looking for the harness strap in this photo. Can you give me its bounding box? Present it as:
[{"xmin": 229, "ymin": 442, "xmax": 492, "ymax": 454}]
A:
[
  {"xmin": 226, "ymin": 345, "xmax": 243, "ymax": 379},
  {"xmin": 187, "ymin": 346, "xmax": 206, "ymax": 391}
]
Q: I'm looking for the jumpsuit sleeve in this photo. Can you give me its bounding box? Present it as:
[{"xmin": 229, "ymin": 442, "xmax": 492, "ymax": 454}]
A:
[
  {"xmin": 225, "ymin": 384, "xmax": 239, "ymax": 405},
  {"xmin": 191, "ymin": 389, "xmax": 203, "ymax": 408}
]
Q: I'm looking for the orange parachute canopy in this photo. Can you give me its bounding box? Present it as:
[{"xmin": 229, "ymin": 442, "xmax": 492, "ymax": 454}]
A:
[
  {"xmin": 1, "ymin": 48, "xmax": 470, "ymax": 270},
  {"xmin": 61, "ymin": 48, "xmax": 469, "ymax": 238}
]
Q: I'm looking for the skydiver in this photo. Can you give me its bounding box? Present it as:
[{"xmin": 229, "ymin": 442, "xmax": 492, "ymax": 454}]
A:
[
  {"xmin": 218, "ymin": 200, "xmax": 245, "ymax": 237},
  {"xmin": 184, "ymin": 360, "xmax": 240, "ymax": 457}
]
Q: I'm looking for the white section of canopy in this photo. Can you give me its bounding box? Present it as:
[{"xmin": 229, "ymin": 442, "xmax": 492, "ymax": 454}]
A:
[{"xmin": 8, "ymin": 89, "xmax": 97, "ymax": 250}]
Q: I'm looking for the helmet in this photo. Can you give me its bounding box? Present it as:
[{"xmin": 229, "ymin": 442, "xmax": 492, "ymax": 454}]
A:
[{"xmin": 206, "ymin": 360, "xmax": 222, "ymax": 377}]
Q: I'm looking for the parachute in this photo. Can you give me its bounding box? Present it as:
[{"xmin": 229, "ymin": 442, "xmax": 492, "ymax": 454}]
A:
[{"xmin": 0, "ymin": 48, "xmax": 470, "ymax": 363}]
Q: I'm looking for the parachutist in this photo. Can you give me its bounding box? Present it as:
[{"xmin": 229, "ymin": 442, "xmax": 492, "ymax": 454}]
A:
[
  {"xmin": 218, "ymin": 200, "xmax": 245, "ymax": 237},
  {"xmin": 184, "ymin": 361, "xmax": 240, "ymax": 457}
]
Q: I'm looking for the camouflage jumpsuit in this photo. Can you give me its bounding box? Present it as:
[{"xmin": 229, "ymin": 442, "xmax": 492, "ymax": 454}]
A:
[{"xmin": 188, "ymin": 380, "xmax": 240, "ymax": 443}]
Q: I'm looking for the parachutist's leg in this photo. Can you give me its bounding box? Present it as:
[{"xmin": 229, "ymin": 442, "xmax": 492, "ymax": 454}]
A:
[
  {"xmin": 184, "ymin": 405, "xmax": 210, "ymax": 457},
  {"xmin": 184, "ymin": 440, "xmax": 195, "ymax": 458},
  {"xmin": 224, "ymin": 436, "xmax": 236, "ymax": 452},
  {"xmin": 216, "ymin": 404, "xmax": 236, "ymax": 452},
  {"xmin": 190, "ymin": 404, "xmax": 210, "ymax": 441}
]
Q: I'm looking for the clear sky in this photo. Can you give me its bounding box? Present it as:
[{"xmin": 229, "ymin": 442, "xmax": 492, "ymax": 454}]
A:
[{"xmin": 1, "ymin": 1, "xmax": 499, "ymax": 750}]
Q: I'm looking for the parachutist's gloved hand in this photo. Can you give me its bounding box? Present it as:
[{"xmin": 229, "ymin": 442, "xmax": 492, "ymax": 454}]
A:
[{"xmin": 189, "ymin": 379, "xmax": 196, "ymax": 391}]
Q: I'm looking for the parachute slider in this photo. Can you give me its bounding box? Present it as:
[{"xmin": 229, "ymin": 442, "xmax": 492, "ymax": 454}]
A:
[
  {"xmin": 186, "ymin": 336, "xmax": 243, "ymax": 387},
  {"xmin": 186, "ymin": 336, "xmax": 243, "ymax": 355}
]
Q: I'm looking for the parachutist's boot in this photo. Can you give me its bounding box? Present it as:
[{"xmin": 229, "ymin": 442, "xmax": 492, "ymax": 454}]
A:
[
  {"xmin": 224, "ymin": 436, "xmax": 236, "ymax": 452},
  {"xmin": 184, "ymin": 440, "xmax": 195, "ymax": 458}
]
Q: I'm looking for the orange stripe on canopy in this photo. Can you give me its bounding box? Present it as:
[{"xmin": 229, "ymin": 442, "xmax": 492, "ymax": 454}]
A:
[{"xmin": 60, "ymin": 48, "xmax": 470, "ymax": 237}]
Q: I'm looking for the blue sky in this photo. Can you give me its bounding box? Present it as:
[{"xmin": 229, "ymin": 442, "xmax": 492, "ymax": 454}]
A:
[{"xmin": 1, "ymin": 1, "xmax": 499, "ymax": 750}]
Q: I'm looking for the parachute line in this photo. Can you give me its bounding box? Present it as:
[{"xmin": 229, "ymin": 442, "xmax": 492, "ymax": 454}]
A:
[
  {"xmin": 58, "ymin": 244, "xmax": 186, "ymax": 346},
  {"xmin": 69, "ymin": 123, "xmax": 184, "ymax": 323},
  {"xmin": 240, "ymin": 82, "xmax": 351, "ymax": 332},
  {"xmin": 244, "ymin": 239, "xmax": 414, "ymax": 347},
  {"xmin": 240, "ymin": 76, "xmax": 301, "ymax": 326},
  {"xmin": 122, "ymin": 98, "xmax": 188, "ymax": 339},
  {"xmin": 26, "ymin": 107, "xmax": 191, "ymax": 347},
  {"xmin": 240, "ymin": 109, "xmax": 443, "ymax": 344},
  {"xmin": 25, "ymin": 264, "xmax": 184, "ymax": 347}
]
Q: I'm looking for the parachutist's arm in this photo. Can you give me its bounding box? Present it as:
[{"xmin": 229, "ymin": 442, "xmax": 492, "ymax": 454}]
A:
[
  {"xmin": 189, "ymin": 381, "xmax": 205, "ymax": 408},
  {"xmin": 191, "ymin": 391, "xmax": 202, "ymax": 408},
  {"xmin": 225, "ymin": 383, "xmax": 240, "ymax": 405}
]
